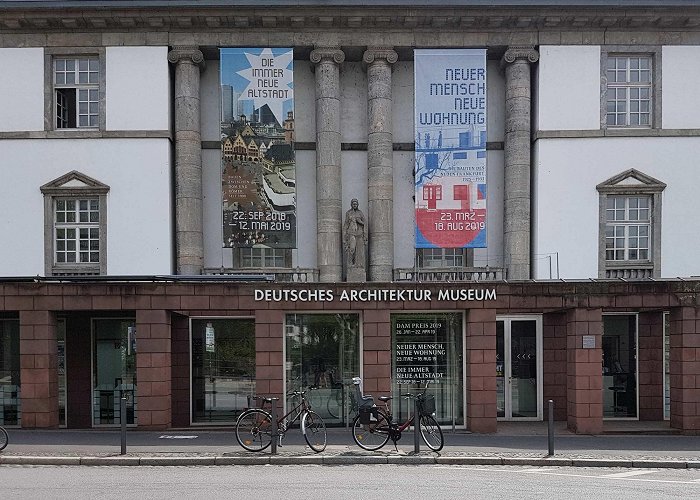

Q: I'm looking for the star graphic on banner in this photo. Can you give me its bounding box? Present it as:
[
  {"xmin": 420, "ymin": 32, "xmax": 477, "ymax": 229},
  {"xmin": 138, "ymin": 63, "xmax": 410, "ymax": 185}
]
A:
[{"xmin": 237, "ymin": 48, "xmax": 293, "ymax": 126}]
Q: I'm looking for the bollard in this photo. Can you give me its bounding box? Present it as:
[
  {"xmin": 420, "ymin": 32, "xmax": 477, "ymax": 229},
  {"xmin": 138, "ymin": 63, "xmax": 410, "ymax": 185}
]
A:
[
  {"xmin": 413, "ymin": 396, "xmax": 420, "ymax": 454},
  {"xmin": 120, "ymin": 396, "xmax": 127, "ymax": 455},
  {"xmin": 270, "ymin": 398, "xmax": 279, "ymax": 455},
  {"xmin": 547, "ymin": 399, "xmax": 554, "ymax": 456}
]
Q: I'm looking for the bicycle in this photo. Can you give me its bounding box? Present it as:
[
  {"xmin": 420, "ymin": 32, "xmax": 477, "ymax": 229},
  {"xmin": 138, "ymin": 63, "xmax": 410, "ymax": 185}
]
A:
[
  {"xmin": 350, "ymin": 377, "xmax": 444, "ymax": 452},
  {"xmin": 235, "ymin": 390, "xmax": 327, "ymax": 453},
  {"xmin": 0, "ymin": 425, "xmax": 8, "ymax": 451}
]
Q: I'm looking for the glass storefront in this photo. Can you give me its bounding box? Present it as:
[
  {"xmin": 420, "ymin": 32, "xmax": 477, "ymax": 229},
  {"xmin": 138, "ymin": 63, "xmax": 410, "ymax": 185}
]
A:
[
  {"xmin": 497, "ymin": 318, "xmax": 541, "ymax": 419},
  {"xmin": 391, "ymin": 313, "xmax": 464, "ymax": 427},
  {"xmin": 285, "ymin": 314, "xmax": 360, "ymax": 426},
  {"xmin": 92, "ymin": 318, "xmax": 136, "ymax": 426},
  {"xmin": 602, "ymin": 314, "xmax": 638, "ymax": 418},
  {"xmin": 0, "ymin": 319, "xmax": 20, "ymax": 426},
  {"xmin": 191, "ymin": 318, "xmax": 255, "ymax": 423}
]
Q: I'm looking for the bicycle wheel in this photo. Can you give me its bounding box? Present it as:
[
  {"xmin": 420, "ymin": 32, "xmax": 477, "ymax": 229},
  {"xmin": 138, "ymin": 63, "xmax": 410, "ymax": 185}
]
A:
[
  {"xmin": 301, "ymin": 410, "xmax": 327, "ymax": 453},
  {"xmin": 419, "ymin": 414, "xmax": 443, "ymax": 452},
  {"xmin": 0, "ymin": 426, "xmax": 7, "ymax": 451},
  {"xmin": 351, "ymin": 411, "xmax": 390, "ymax": 451},
  {"xmin": 235, "ymin": 409, "xmax": 273, "ymax": 452}
]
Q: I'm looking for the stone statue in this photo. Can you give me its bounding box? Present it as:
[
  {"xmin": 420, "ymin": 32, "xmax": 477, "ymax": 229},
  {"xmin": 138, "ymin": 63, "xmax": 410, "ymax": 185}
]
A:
[{"xmin": 343, "ymin": 198, "xmax": 367, "ymax": 280}]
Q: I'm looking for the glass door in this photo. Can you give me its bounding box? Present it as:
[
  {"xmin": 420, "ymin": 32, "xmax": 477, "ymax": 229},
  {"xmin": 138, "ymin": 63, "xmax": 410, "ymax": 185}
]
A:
[
  {"xmin": 497, "ymin": 317, "xmax": 542, "ymax": 420},
  {"xmin": 602, "ymin": 314, "xmax": 638, "ymax": 418},
  {"xmin": 92, "ymin": 318, "xmax": 136, "ymax": 426}
]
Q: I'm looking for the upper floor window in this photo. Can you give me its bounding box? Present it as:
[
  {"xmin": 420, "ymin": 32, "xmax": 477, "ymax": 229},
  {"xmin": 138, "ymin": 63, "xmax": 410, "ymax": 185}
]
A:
[
  {"xmin": 605, "ymin": 55, "xmax": 652, "ymax": 128},
  {"xmin": 417, "ymin": 248, "xmax": 472, "ymax": 269},
  {"xmin": 54, "ymin": 198, "xmax": 101, "ymax": 265},
  {"xmin": 41, "ymin": 171, "xmax": 109, "ymax": 276},
  {"xmin": 605, "ymin": 196, "xmax": 650, "ymax": 261},
  {"xmin": 238, "ymin": 247, "xmax": 291, "ymax": 268},
  {"xmin": 54, "ymin": 57, "xmax": 99, "ymax": 129},
  {"xmin": 597, "ymin": 169, "xmax": 665, "ymax": 279}
]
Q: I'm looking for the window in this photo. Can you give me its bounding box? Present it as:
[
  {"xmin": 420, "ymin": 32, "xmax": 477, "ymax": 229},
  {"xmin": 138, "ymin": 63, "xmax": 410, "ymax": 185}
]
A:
[
  {"xmin": 41, "ymin": 171, "xmax": 109, "ymax": 276},
  {"xmin": 605, "ymin": 196, "xmax": 650, "ymax": 261},
  {"xmin": 236, "ymin": 247, "xmax": 291, "ymax": 268},
  {"xmin": 54, "ymin": 198, "xmax": 101, "ymax": 265},
  {"xmin": 597, "ymin": 169, "xmax": 665, "ymax": 279},
  {"xmin": 53, "ymin": 56, "xmax": 100, "ymax": 129},
  {"xmin": 417, "ymin": 248, "xmax": 472, "ymax": 268},
  {"xmin": 606, "ymin": 56, "xmax": 652, "ymax": 127}
]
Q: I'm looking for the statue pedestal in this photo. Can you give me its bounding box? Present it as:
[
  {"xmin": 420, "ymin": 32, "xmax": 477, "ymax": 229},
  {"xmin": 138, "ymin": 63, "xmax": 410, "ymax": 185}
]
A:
[{"xmin": 346, "ymin": 267, "xmax": 366, "ymax": 283}]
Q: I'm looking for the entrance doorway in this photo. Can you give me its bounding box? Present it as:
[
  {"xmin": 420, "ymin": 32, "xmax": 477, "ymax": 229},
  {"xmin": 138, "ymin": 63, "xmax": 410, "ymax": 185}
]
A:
[
  {"xmin": 92, "ymin": 318, "xmax": 136, "ymax": 426},
  {"xmin": 496, "ymin": 316, "xmax": 542, "ymax": 420}
]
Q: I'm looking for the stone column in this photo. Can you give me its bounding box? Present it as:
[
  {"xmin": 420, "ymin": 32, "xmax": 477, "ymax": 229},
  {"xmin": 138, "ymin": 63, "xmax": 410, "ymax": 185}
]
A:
[
  {"xmin": 501, "ymin": 46, "xmax": 538, "ymax": 280},
  {"xmin": 566, "ymin": 307, "xmax": 603, "ymax": 434},
  {"xmin": 19, "ymin": 311, "xmax": 59, "ymax": 428},
  {"xmin": 363, "ymin": 47, "xmax": 398, "ymax": 282},
  {"xmin": 310, "ymin": 48, "xmax": 345, "ymax": 283},
  {"xmin": 168, "ymin": 46, "xmax": 205, "ymax": 275}
]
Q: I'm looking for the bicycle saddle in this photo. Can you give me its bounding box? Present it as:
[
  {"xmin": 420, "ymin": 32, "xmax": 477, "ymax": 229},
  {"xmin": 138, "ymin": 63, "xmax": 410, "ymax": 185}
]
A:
[{"xmin": 378, "ymin": 396, "xmax": 392, "ymax": 402}]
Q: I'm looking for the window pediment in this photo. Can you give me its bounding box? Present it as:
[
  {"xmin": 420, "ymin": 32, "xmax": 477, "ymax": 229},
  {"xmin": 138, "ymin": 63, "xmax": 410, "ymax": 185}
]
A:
[
  {"xmin": 40, "ymin": 170, "xmax": 110, "ymax": 195},
  {"xmin": 596, "ymin": 168, "xmax": 666, "ymax": 194}
]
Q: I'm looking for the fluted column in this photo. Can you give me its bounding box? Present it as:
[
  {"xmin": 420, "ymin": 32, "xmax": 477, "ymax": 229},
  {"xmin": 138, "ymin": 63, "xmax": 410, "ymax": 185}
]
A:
[
  {"xmin": 168, "ymin": 46, "xmax": 205, "ymax": 275},
  {"xmin": 364, "ymin": 47, "xmax": 398, "ymax": 282},
  {"xmin": 311, "ymin": 47, "xmax": 345, "ymax": 283},
  {"xmin": 501, "ymin": 46, "xmax": 538, "ymax": 280}
]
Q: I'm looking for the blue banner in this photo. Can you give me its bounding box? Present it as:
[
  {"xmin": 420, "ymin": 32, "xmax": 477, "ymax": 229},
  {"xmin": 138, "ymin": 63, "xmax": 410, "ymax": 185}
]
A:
[{"xmin": 414, "ymin": 49, "xmax": 487, "ymax": 248}]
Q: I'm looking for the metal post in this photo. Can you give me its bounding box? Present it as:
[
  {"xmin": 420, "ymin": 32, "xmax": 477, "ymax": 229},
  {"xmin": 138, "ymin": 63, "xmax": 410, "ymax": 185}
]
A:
[
  {"xmin": 270, "ymin": 398, "xmax": 279, "ymax": 455},
  {"xmin": 120, "ymin": 396, "xmax": 127, "ymax": 455},
  {"xmin": 547, "ymin": 399, "xmax": 554, "ymax": 456},
  {"xmin": 413, "ymin": 396, "xmax": 420, "ymax": 454}
]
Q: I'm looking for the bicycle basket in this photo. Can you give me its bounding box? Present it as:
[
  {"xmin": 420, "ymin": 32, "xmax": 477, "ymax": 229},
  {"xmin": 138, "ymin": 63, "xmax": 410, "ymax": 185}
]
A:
[
  {"xmin": 359, "ymin": 406, "xmax": 379, "ymax": 425},
  {"xmin": 418, "ymin": 394, "xmax": 436, "ymax": 415}
]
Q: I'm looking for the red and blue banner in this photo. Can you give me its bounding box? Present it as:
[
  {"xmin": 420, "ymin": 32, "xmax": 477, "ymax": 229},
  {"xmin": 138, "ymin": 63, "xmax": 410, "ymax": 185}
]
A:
[{"xmin": 414, "ymin": 49, "xmax": 487, "ymax": 248}]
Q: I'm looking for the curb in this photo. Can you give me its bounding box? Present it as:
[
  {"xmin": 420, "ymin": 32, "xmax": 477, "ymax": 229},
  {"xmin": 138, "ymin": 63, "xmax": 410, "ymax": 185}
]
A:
[{"xmin": 0, "ymin": 455, "xmax": 697, "ymax": 468}]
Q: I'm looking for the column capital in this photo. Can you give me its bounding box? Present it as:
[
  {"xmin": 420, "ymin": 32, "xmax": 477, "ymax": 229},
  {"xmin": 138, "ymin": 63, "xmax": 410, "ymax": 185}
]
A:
[
  {"xmin": 363, "ymin": 47, "xmax": 398, "ymax": 66},
  {"xmin": 501, "ymin": 46, "xmax": 539, "ymax": 67},
  {"xmin": 167, "ymin": 45, "xmax": 205, "ymax": 70},
  {"xmin": 310, "ymin": 47, "xmax": 345, "ymax": 65}
]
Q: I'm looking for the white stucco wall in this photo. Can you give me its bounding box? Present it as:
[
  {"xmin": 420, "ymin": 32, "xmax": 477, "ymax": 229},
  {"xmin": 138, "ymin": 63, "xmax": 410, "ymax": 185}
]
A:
[
  {"xmin": 662, "ymin": 46, "xmax": 700, "ymax": 129},
  {"xmin": 533, "ymin": 137, "xmax": 700, "ymax": 279},
  {"xmin": 0, "ymin": 139, "xmax": 172, "ymax": 276},
  {"xmin": 106, "ymin": 47, "xmax": 169, "ymax": 131},
  {"xmin": 0, "ymin": 48, "xmax": 44, "ymax": 132},
  {"xmin": 537, "ymin": 46, "xmax": 600, "ymax": 131}
]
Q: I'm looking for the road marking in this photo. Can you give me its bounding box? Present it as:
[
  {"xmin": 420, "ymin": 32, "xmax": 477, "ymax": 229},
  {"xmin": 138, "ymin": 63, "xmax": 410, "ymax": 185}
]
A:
[
  {"xmin": 158, "ymin": 435, "xmax": 198, "ymax": 439},
  {"xmin": 602, "ymin": 470, "xmax": 656, "ymax": 479},
  {"xmin": 432, "ymin": 465, "xmax": 700, "ymax": 485}
]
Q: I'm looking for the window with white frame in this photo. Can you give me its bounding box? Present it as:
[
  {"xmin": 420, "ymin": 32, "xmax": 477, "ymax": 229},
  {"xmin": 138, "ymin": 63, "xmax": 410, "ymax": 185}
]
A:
[
  {"xmin": 54, "ymin": 56, "xmax": 99, "ymax": 129},
  {"xmin": 605, "ymin": 55, "xmax": 652, "ymax": 127},
  {"xmin": 54, "ymin": 198, "xmax": 101, "ymax": 265},
  {"xmin": 41, "ymin": 171, "xmax": 109, "ymax": 276},
  {"xmin": 417, "ymin": 248, "xmax": 471, "ymax": 268},
  {"xmin": 605, "ymin": 196, "xmax": 651, "ymax": 261},
  {"xmin": 238, "ymin": 247, "xmax": 290, "ymax": 268},
  {"xmin": 597, "ymin": 169, "xmax": 665, "ymax": 279}
]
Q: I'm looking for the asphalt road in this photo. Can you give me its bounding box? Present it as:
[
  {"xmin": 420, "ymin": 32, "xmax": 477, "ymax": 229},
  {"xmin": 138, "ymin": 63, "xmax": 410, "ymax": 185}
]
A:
[{"xmin": 0, "ymin": 464, "xmax": 698, "ymax": 499}]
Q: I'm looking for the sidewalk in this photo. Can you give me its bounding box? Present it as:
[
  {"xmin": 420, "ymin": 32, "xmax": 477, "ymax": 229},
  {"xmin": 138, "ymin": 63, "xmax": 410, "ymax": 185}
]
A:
[{"xmin": 1, "ymin": 421, "xmax": 699, "ymax": 468}]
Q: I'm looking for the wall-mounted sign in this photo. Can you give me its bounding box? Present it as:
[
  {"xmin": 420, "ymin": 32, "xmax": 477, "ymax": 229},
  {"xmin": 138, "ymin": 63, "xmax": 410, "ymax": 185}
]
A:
[
  {"xmin": 220, "ymin": 48, "xmax": 296, "ymax": 249},
  {"xmin": 582, "ymin": 335, "xmax": 596, "ymax": 349},
  {"xmin": 414, "ymin": 48, "xmax": 487, "ymax": 249},
  {"xmin": 254, "ymin": 288, "xmax": 496, "ymax": 302}
]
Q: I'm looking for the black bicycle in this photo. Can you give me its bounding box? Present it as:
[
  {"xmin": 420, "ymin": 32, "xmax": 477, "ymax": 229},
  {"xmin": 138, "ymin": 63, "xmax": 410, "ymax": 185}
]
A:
[
  {"xmin": 351, "ymin": 377, "xmax": 443, "ymax": 452},
  {"xmin": 235, "ymin": 391, "xmax": 327, "ymax": 453},
  {"xmin": 0, "ymin": 425, "xmax": 8, "ymax": 451}
]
